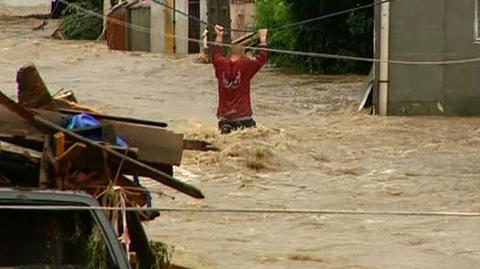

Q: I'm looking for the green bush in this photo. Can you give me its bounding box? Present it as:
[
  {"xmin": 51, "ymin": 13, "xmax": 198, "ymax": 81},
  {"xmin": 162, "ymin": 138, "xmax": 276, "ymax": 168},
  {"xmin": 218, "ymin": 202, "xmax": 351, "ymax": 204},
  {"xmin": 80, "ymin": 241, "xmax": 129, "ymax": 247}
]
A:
[
  {"xmin": 256, "ymin": 0, "xmax": 374, "ymax": 74},
  {"xmin": 60, "ymin": 0, "xmax": 103, "ymax": 40},
  {"xmin": 256, "ymin": 0, "xmax": 299, "ymax": 70}
]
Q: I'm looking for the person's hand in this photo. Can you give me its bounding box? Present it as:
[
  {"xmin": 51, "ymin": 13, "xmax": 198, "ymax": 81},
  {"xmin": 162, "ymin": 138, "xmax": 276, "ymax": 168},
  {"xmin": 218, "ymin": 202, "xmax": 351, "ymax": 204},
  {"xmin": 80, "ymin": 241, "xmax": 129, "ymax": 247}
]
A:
[
  {"xmin": 215, "ymin": 25, "xmax": 225, "ymax": 36},
  {"xmin": 259, "ymin": 29, "xmax": 268, "ymax": 45}
]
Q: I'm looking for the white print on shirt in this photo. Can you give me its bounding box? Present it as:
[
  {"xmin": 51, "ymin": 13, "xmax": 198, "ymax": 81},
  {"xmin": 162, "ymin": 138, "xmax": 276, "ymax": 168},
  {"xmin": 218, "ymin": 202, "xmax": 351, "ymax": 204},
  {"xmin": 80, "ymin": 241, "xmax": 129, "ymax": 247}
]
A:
[{"xmin": 222, "ymin": 71, "xmax": 242, "ymax": 89}]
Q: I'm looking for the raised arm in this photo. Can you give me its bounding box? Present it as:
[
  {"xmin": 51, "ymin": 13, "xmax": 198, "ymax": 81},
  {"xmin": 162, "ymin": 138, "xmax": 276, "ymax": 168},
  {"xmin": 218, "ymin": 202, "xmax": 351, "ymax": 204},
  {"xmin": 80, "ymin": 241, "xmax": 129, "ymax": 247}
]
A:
[
  {"xmin": 213, "ymin": 25, "xmax": 227, "ymax": 66},
  {"xmin": 249, "ymin": 29, "xmax": 269, "ymax": 75}
]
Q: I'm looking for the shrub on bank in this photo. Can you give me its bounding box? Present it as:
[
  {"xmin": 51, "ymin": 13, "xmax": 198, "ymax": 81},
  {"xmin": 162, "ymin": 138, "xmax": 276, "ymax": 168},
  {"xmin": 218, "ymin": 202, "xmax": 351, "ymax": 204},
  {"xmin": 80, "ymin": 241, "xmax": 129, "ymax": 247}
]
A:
[
  {"xmin": 256, "ymin": 0, "xmax": 374, "ymax": 74},
  {"xmin": 59, "ymin": 0, "xmax": 103, "ymax": 40}
]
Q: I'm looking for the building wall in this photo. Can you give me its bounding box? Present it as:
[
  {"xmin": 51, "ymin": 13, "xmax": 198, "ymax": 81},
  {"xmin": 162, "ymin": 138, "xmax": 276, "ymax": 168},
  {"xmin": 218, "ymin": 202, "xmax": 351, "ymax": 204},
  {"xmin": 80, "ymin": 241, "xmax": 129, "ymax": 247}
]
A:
[
  {"xmin": 127, "ymin": 6, "xmax": 151, "ymax": 52},
  {"xmin": 150, "ymin": 0, "xmax": 188, "ymax": 54},
  {"xmin": 107, "ymin": 6, "xmax": 128, "ymax": 51},
  {"xmin": 151, "ymin": 0, "xmax": 175, "ymax": 54},
  {"xmin": 175, "ymin": 0, "xmax": 189, "ymax": 54},
  {"xmin": 230, "ymin": 0, "xmax": 256, "ymax": 40},
  {"xmin": 443, "ymin": 0, "xmax": 480, "ymax": 115},
  {"xmin": 384, "ymin": 0, "xmax": 480, "ymax": 116},
  {"xmin": 200, "ymin": 0, "xmax": 207, "ymax": 34},
  {"xmin": 151, "ymin": 0, "xmax": 166, "ymax": 53}
]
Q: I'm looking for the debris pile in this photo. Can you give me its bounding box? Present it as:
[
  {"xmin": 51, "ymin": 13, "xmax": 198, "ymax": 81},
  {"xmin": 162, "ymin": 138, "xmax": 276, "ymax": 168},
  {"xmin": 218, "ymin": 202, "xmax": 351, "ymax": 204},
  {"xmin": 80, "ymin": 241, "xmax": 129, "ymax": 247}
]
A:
[{"xmin": 0, "ymin": 63, "xmax": 217, "ymax": 268}]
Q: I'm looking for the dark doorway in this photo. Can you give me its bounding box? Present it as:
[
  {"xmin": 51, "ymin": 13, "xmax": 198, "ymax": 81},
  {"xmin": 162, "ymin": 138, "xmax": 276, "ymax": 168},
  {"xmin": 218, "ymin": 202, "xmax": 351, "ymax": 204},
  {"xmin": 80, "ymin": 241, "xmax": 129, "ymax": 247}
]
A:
[{"xmin": 188, "ymin": 0, "xmax": 201, "ymax": 53}]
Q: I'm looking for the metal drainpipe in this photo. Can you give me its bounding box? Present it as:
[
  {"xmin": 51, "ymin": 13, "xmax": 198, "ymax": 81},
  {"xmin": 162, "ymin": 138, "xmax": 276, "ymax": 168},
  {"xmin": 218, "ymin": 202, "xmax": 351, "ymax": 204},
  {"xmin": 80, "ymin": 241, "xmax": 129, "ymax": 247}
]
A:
[{"xmin": 379, "ymin": 1, "xmax": 390, "ymax": 116}]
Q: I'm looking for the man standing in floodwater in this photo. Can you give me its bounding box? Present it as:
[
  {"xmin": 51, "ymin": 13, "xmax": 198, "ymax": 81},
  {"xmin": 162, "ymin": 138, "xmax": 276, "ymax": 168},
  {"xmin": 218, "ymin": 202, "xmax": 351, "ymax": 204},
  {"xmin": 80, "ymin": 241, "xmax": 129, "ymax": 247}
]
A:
[{"xmin": 213, "ymin": 24, "xmax": 269, "ymax": 134}]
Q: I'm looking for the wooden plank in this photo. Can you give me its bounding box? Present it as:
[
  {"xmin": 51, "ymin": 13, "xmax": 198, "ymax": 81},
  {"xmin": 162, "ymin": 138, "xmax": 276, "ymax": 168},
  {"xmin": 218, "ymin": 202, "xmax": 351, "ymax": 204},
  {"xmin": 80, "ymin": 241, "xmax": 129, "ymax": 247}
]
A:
[
  {"xmin": 183, "ymin": 139, "xmax": 219, "ymax": 151},
  {"xmin": 0, "ymin": 98, "xmax": 44, "ymax": 134},
  {"xmin": 38, "ymin": 116, "xmax": 203, "ymax": 198},
  {"xmin": 0, "ymin": 92, "xmax": 53, "ymax": 135},
  {"xmin": 0, "ymin": 106, "xmax": 183, "ymax": 165},
  {"xmin": 111, "ymin": 121, "xmax": 184, "ymax": 165},
  {"xmin": 33, "ymin": 115, "xmax": 204, "ymax": 199},
  {"xmin": 102, "ymin": 125, "xmax": 117, "ymax": 145},
  {"xmin": 0, "ymin": 91, "xmax": 203, "ymax": 199},
  {"xmin": 10, "ymin": 129, "xmax": 28, "ymax": 138},
  {"xmin": 0, "ymin": 132, "xmax": 173, "ymax": 181},
  {"xmin": 53, "ymin": 132, "xmax": 65, "ymax": 157},
  {"xmin": 56, "ymin": 142, "xmax": 87, "ymax": 168},
  {"xmin": 16, "ymin": 64, "xmax": 57, "ymax": 110},
  {"xmin": 116, "ymin": 176, "xmax": 148, "ymax": 207},
  {"xmin": 33, "ymin": 109, "xmax": 184, "ymax": 166},
  {"xmin": 58, "ymin": 108, "xmax": 168, "ymax": 128},
  {"xmin": 0, "ymin": 134, "xmax": 44, "ymax": 151},
  {"xmin": 232, "ymin": 32, "xmax": 255, "ymax": 46},
  {"xmin": 68, "ymin": 146, "xmax": 174, "ymax": 178},
  {"xmin": 39, "ymin": 135, "xmax": 53, "ymax": 188}
]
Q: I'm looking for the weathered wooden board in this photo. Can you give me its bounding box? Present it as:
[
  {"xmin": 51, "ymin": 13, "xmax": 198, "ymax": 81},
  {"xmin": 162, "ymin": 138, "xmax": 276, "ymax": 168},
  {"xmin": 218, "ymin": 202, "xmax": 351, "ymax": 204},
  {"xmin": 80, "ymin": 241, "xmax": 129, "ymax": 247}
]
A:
[
  {"xmin": 16, "ymin": 64, "xmax": 57, "ymax": 110},
  {"xmin": 33, "ymin": 109, "xmax": 184, "ymax": 166},
  {"xmin": 58, "ymin": 108, "xmax": 168, "ymax": 128},
  {"xmin": 0, "ymin": 104, "xmax": 43, "ymax": 138}
]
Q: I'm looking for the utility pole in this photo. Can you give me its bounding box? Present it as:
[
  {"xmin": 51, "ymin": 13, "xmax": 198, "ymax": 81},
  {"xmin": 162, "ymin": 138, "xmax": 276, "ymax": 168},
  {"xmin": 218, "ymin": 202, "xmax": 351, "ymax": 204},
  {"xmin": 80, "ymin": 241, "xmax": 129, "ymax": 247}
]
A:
[{"xmin": 207, "ymin": 0, "xmax": 231, "ymax": 60}]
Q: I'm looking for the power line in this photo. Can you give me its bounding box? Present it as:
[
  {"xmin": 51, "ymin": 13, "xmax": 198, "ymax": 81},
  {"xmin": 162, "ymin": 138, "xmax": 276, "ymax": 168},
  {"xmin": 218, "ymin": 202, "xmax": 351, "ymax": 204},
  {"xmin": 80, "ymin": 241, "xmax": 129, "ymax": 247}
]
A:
[
  {"xmin": 269, "ymin": 0, "xmax": 393, "ymax": 32},
  {"xmin": 152, "ymin": 0, "xmax": 393, "ymax": 33},
  {"xmin": 151, "ymin": 0, "xmax": 254, "ymax": 33},
  {"xmin": 0, "ymin": 204, "xmax": 478, "ymax": 218},
  {"xmin": 251, "ymin": 46, "xmax": 480, "ymax": 65},
  {"xmin": 41, "ymin": 0, "xmax": 480, "ymax": 66}
]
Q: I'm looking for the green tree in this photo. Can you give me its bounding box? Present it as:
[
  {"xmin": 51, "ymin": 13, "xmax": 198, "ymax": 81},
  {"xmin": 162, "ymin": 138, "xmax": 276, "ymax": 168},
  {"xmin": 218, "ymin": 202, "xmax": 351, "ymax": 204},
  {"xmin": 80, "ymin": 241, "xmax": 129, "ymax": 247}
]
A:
[
  {"xmin": 60, "ymin": 0, "xmax": 104, "ymax": 40},
  {"xmin": 256, "ymin": 0, "xmax": 373, "ymax": 74}
]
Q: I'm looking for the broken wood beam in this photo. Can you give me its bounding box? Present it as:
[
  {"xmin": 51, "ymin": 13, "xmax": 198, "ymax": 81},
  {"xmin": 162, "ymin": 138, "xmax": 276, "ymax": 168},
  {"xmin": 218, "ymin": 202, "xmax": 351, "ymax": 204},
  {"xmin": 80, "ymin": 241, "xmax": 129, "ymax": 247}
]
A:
[
  {"xmin": 232, "ymin": 32, "xmax": 256, "ymax": 46},
  {"xmin": 33, "ymin": 116, "xmax": 204, "ymax": 199},
  {"xmin": 40, "ymin": 135, "xmax": 54, "ymax": 188},
  {"xmin": 58, "ymin": 108, "xmax": 168, "ymax": 128},
  {"xmin": 0, "ymin": 134, "xmax": 44, "ymax": 151},
  {"xmin": 0, "ymin": 132, "xmax": 173, "ymax": 178},
  {"xmin": 0, "ymin": 90, "xmax": 203, "ymax": 198},
  {"xmin": 0, "ymin": 92, "xmax": 48, "ymax": 133},
  {"xmin": 16, "ymin": 64, "xmax": 57, "ymax": 110},
  {"xmin": 0, "ymin": 104, "xmax": 43, "ymax": 136},
  {"xmin": 32, "ymin": 109, "xmax": 184, "ymax": 166},
  {"xmin": 56, "ymin": 142, "xmax": 87, "ymax": 173},
  {"xmin": 10, "ymin": 129, "xmax": 28, "ymax": 138},
  {"xmin": 53, "ymin": 132, "xmax": 65, "ymax": 157},
  {"xmin": 183, "ymin": 139, "xmax": 219, "ymax": 152}
]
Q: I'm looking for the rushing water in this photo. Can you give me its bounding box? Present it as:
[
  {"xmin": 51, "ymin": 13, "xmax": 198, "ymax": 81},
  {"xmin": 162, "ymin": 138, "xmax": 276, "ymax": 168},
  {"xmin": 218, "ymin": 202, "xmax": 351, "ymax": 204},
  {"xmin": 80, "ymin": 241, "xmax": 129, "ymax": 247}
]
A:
[{"xmin": 0, "ymin": 0, "xmax": 49, "ymax": 6}]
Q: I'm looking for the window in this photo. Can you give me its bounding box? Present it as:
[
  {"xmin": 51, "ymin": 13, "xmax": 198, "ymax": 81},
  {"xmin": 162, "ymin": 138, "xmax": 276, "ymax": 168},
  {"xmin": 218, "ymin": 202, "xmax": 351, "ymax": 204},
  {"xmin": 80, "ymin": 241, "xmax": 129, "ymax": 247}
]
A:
[{"xmin": 0, "ymin": 209, "xmax": 116, "ymax": 269}]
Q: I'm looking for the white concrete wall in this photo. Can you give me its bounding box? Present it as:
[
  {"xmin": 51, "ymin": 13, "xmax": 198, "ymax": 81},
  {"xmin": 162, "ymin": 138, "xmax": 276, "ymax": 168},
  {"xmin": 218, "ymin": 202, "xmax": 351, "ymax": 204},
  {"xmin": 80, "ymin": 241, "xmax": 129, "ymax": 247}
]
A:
[
  {"xmin": 103, "ymin": 0, "xmax": 112, "ymax": 33},
  {"xmin": 151, "ymin": 0, "xmax": 166, "ymax": 53},
  {"xmin": 175, "ymin": 0, "xmax": 188, "ymax": 54},
  {"xmin": 200, "ymin": 0, "xmax": 207, "ymax": 37}
]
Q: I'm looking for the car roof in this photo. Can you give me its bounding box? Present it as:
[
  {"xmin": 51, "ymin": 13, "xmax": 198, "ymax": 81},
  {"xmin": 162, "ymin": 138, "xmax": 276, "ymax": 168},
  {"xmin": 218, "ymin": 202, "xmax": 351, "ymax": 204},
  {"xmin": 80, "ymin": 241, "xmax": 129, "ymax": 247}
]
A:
[{"xmin": 0, "ymin": 188, "xmax": 99, "ymax": 206}]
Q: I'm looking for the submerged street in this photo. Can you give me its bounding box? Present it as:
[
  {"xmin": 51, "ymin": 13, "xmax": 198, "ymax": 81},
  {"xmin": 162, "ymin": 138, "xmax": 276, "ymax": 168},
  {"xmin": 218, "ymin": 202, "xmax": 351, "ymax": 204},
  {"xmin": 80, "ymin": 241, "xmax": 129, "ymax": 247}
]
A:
[{"xmin": 1, "ymin": 4, "xmax": 480, "ymax": 269}]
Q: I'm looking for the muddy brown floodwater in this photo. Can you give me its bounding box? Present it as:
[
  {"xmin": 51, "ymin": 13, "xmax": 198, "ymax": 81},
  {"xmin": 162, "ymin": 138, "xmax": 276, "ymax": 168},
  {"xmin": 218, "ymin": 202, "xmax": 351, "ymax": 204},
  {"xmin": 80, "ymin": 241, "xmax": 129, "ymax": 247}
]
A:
[{"xmin": 1, "ymin": 6, "xmax": 480, "ymax": 269}]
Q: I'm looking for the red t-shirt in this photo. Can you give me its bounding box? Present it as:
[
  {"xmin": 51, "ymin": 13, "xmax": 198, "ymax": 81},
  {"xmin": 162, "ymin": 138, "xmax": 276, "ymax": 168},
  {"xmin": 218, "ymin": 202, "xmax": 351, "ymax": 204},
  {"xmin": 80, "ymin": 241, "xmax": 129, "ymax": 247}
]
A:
[{"xmin": 213, "ymin": 45, "xmax": 268, "ymax": 120}]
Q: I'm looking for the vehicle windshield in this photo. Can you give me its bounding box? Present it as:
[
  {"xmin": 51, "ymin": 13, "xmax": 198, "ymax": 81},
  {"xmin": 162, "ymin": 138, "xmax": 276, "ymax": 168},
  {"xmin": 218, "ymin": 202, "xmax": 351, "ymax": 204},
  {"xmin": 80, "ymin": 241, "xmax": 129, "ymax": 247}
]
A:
[{"xmin": 0, "ymin": 208, "xmax": 117, "ymax": 269}]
